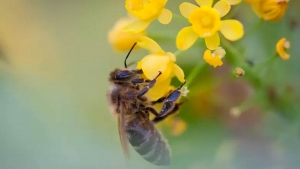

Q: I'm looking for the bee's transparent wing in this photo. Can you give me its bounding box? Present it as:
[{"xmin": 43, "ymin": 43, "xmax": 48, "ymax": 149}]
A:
[{"xmin": 118, "ymin": 102, "xmax": 130, "ymax": 159}]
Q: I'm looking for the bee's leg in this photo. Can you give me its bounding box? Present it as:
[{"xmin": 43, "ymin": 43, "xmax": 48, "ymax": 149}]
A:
[
  {"xmin": 137, "ymin": 71, "xmax": 162, "ymax": 100},
  {"xmin": 151, "ymin": 89, "xmax": 178, "ymax": 105},
  {"xmin": 131, "ymin": 79, "xmax": 150, "ymax": 89},
  {"xmin": 151, "ymin": 97, "xmax": 166, "ymax": 105},
  {"xmin": 157, "ymin": 81, "xmax": 186, "ymax": 117},
  {"xmin": 152, "ymin": 103, "xmax": 181, "ymax": 124},
  {"xmin": 134, "ymin": 69, "xmax": 143, "ymax": 74},
  {"xmin": 131, "ymin": 78, "xmax": 150, "ymax": 85},
  {"xmin": 144, "ymin": 107, "xmax": 159, "ymax": 116}
]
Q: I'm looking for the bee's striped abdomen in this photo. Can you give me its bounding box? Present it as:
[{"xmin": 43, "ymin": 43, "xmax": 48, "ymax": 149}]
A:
[{"xmin": 126, "ymin": 116, "xmax": 170, "ymax": 165}]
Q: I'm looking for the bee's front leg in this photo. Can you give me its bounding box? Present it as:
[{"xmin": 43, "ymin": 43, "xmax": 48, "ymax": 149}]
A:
[
  {"xmin": 131, "ymin": 78, "xmax": 150, "ymax": 85},
  {"xmin": 136, "ymin": 71, "xmax": 162, "ymax": 100},
  {"xmin": 131, "ymin": 78, "xmax": 151, "ymax": 84},
  {"xmin": 131, "ymin": 78, "xmax": 150, "ymax": 89}
]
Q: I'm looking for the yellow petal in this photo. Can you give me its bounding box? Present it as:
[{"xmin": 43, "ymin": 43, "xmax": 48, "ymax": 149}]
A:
[
  {"xmin": 203, "ymin": 50, "xmax": 212, "ymax": 60},
  {"xmin": 139, "ymin": 54, "xmax": 171, "ymax": 80},
  {"xmin": 220, "ymin": 20, "xmax": 244, "ymax": 41},
  {"xmin": 205, "ymin": 33, "xmax": 220, "ymax": 50},
  {"xmin": 195, "ymin": 0, "xmax": 213, "ymax": 7},
  {"xmin": 167, "ymin": 52, "xmax": 176, "ymax": 62},
  {"xmin": 179, "ymin": 2, "xmax": 198, "ymax": 18},
  {"xmin": 176, "ymin": 26, "xmax": 198, "ymax": 50},
  {"xmin": 173, "ymin": 64, "xmax": 185, "ymax": 82},
  {"xmin": 213, "ymin": 0, "xmax": 231, "ymax": 18},
  {"xmin": 146, "ymin": 78, "xmax": 172, "ymax": 101},
  {"xmin": 137, "ymin": 36, "xmax": 165, "ymax": 54},
  {"xmin": 276, "ymin": 38, "xmax": 290, "ymax": 60},
  {"xmin": 158, "ymin": 8, "xmax": 172, "ymax": 24},
  {"xmin": 203, "ymin": 49, "xmax": 223, "ymax": 68},
  {"xmin": 226, "ymin": 0, "xmax": 242, "ymax": 5},
  {"xmin": 124, "ymin": 20, "xmax": 151, "ymax": 33}
]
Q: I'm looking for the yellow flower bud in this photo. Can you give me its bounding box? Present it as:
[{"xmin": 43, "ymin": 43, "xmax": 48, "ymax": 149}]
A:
[
  {"xmin": 253, "ymin": 0, "xmax": 289, "ymax": 22},
  {"xmin": 235, "ymin": 67, "xmax": 245, "ymax": 77}
]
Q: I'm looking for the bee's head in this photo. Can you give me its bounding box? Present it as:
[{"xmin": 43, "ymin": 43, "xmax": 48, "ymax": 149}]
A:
[
  {"xmin": 110, "ymin": 69, "xmax": 131, "ymax": 80},
  {"xmin": 109, "ymin": 42, "xmax": 139, "ymax": 84},
  {"xmin": 109, "ymin": 68, "xmax": 141, "ymax": 84}
]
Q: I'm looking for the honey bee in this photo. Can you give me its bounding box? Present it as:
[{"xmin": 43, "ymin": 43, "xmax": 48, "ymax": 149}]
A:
[{"xmin": 107, "ymin": 43, "xmax": 186, "ymax": 165}]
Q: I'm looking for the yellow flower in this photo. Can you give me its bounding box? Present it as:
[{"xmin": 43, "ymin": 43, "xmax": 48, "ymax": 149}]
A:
[
  {"xmin": 253, "ymin": 0, "xmax": 289, "ymax": 22},
  {"xmin": 203, "ymin": 46, "xmax": 226, "ymax": 67},
  {"xmin": 124, "ymin": 0, "xmax": 172, "ymax": 33},
  {"xmin": 108, "ymin": 17, "xmax": 146, "ymax": 51},
  {"xmin": 276, "ymin": 37, "xmax": 290, "ymax": 60},
  {"xmin": 136, "ymin": 36, "xmax": 185, "ymax": 100},
  {"xmin": 176, "ymin": 0, "xmax": 244, "ymax": 50}
]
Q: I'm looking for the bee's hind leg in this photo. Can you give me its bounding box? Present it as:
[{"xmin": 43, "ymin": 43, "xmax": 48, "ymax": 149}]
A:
[{"xmin": 137, "ymin": 71, "xmax": 162, "ymax": 100}]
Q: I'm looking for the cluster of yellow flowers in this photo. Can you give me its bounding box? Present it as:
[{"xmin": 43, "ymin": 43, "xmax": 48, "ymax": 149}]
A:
[{"xmin": 108, "ymin": 0, "xmax": 290, "ymax": 135}]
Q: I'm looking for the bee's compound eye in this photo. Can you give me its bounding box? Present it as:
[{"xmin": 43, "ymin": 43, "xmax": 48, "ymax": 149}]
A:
[{"xmin": 115, "ymin": 70, "xmax": 131, "ymax": 79}]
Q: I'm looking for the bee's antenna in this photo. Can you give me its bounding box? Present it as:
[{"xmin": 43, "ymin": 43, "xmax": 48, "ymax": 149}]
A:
[{"xmin": 124, "ymin": 42, "xmax": 137, "ymax": 68}]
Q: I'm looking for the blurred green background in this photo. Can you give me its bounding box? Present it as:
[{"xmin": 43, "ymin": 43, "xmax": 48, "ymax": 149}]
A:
[{"xmin": 0, "ymin": 0, "xmax": 300, "ymax": 169}]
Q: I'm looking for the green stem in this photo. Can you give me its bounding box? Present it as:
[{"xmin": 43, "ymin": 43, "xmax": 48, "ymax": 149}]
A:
[
  {"xmin": 244, "ymin": 18, "xmax": 264, "ymax": 38},
  {"xmin": 256, "ymin": 53, "xmax": 278, "ymax": 73},
  {"xmin": 221, "ymin": 39, "xmax": 262, "ymax": 88},
  {"xmin": 224, "ymin": 4, "xmax": 241, "ymax": 19},
  {"xmin": 173, "ymin": 50, "xmax": 184, "ymax": 56},
  {"xmin": 186, "ymin": 61, "xmax": 206, "ymax": 87},
  {"xmin": 148, "ymin": 33, "xmax": 173, "ymax": 41},
  {"xmin": 173, "ymin": 49, "xmax": 206, "ymax": 87},
  {"xmin": 172, "ymin": 13, "xmax": 187, "ymax": 22}
]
